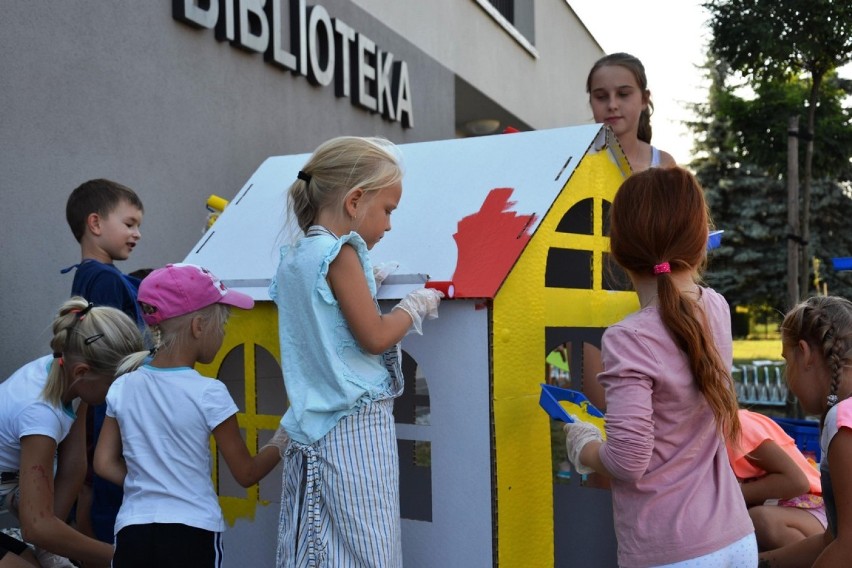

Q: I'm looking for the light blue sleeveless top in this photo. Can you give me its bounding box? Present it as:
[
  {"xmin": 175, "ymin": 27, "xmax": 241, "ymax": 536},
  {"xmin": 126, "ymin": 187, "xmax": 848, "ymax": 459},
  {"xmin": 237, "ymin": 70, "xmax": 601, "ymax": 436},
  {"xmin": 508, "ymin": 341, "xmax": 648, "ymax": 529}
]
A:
[{"xmin": 269, "ymin": 227, "xmax": 398, "ymax": 444}]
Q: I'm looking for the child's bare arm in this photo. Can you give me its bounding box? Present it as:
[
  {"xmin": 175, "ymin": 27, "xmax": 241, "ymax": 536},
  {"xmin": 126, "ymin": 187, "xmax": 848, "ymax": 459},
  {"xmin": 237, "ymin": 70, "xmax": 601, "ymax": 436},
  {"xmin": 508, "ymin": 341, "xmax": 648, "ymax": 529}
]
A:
[
  {"xmin": 19, "ymin": 435, "xmax": 114, "ymax": 565},
  {"xmin": 759, "ymin": 531, "xmax": 832, "ymax": 567},
  {"xmin": 93, "ymin": 416, "xmax": 127, "ymax": 487},
  {"xmin": 330, "ymin": 245, "xmax": 441, "ymax": 354},
  {"xmin": 53, "ymin": 403, "xmax": 88, "ymax": 520},
  {"xmin": 740, "ymin": 439, "xmax": 809, "ymax": 506},
  {"xmin": 813, "ymin": 429, "xmax": 852, "ymax": 567},
  {"xmin": 329, "ymin": 245, "xmax": 414, "ymax": 353},
  {"xmin": 213, "ymin": 415, "xmax": 281, "ymax": 488}
]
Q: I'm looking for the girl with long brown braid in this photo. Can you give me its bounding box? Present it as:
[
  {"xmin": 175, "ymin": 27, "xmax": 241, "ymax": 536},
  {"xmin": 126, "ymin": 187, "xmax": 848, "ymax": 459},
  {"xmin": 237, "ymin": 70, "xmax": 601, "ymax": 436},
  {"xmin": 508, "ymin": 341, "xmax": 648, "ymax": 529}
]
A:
[
  {"xmin": 562, "ymin": 167, "xmax": 756, "ymax": 567},
  {"xmin": 758, "ymin": 295, "xmax": 852, "ymax": 567}
]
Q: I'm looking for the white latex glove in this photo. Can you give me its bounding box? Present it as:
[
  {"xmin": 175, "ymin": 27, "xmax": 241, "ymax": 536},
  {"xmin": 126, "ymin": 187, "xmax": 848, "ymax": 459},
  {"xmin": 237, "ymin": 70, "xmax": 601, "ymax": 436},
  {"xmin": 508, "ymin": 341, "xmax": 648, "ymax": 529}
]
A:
[
  {"xmin": 261, "ymin": 426, "xmax": 290, "ymax": 458},
  {"xmin": 563, "ymin": 418, "xmax": 603, "ymax": 475},
  {"xmin": 393, "ymin": 288, "xmax": 443, "ymax": 335},
  {"xmin": 2, "ymin": 486, "xmax": 20, "ymax": 518},
  {"xmin": 373, "ymin": 261, "xmax": 399, "ymax": 288},
  {"xmin": 34, "ymin": 548, "xmax": 77, "ymax": 568}
]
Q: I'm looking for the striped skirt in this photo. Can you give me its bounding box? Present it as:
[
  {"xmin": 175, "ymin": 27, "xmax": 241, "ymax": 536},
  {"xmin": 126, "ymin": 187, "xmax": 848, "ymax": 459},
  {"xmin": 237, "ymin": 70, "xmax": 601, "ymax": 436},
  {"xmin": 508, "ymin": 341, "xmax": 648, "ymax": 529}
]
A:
[{"xmin": 275, "ymin": 398, "xmax": 402, "ymax": 567}]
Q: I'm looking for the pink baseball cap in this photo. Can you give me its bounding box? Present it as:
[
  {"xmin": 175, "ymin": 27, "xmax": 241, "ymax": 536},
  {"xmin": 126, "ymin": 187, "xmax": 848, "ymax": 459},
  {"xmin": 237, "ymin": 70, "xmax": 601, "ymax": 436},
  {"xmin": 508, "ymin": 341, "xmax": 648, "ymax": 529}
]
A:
[{"xmin": 137, "ymin": 263, "xmax": 254, "ymax": 326}]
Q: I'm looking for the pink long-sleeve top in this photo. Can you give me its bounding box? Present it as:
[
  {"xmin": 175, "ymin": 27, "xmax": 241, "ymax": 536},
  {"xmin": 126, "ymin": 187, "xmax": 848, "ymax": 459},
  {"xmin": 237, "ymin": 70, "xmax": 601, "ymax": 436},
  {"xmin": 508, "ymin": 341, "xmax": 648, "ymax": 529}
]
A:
[{"xmin": 597, "ymin": 287, "xmax": 754, "ymax": 567}]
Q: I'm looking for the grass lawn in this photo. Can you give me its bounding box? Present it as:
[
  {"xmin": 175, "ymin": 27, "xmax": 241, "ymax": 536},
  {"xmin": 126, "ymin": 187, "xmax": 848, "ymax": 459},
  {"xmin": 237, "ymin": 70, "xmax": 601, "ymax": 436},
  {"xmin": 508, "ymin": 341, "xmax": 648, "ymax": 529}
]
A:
[{"xmin": 733, "ymin": 338, "xmax": 782, "ymax": 366}]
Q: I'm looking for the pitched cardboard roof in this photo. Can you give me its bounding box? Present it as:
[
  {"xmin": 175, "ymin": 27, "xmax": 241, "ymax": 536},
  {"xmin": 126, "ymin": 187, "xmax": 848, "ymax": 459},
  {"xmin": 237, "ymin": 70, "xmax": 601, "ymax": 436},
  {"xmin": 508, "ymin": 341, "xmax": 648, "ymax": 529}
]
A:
[{"xmin": 183, "ymin": 124, "xmax": 618, "ymax": 300}]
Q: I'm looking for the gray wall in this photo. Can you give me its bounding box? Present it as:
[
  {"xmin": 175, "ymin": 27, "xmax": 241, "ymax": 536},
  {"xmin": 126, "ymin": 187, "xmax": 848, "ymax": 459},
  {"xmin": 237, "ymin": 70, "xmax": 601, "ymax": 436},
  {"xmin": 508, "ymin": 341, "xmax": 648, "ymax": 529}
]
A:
[
  {"xmin": 0, "ymin": 1, "xmax": 454, "ymax": 379},
  {"xmin": 352, "ymin": 0, "xmax": 604, "ymax": 129}
]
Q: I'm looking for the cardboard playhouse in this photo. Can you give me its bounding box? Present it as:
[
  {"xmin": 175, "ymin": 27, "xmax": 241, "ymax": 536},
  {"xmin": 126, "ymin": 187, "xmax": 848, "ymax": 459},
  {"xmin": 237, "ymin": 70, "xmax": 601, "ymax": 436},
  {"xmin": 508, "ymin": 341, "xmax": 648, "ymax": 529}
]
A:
[{"xmin": 184, "ymin": 124, "xmax": 639, "ymax": 568}]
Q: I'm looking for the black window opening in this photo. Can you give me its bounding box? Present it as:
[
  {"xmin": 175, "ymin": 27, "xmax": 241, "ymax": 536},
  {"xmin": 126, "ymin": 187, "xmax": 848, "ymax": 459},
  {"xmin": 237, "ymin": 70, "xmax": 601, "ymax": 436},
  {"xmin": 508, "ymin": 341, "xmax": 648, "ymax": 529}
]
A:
[
  {"xmin": 546, "ymin": 248, "xmax": 592, "ymax": 289},
  {"xmin": 216, "ymin": 344, "xmax": 286, "ymax": 503},
  {"xmin": 547, "ymin": 198, "xmax": 630, "ymax": 291},
  {"xmin": 393, "ymin": 350, "xmax": 433, "ymax": 522},
  {"xmin": 555, "ymin": 197, "xmax": 593, "ymax": 235}
]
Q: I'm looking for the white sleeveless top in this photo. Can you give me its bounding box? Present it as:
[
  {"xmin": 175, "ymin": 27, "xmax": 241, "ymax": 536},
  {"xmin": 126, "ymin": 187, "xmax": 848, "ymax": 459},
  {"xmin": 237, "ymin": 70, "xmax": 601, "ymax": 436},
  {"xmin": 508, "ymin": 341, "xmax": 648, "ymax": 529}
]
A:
[{"xmin": 650, "ymin": 145, "xmax": 661, "ymax": 168}]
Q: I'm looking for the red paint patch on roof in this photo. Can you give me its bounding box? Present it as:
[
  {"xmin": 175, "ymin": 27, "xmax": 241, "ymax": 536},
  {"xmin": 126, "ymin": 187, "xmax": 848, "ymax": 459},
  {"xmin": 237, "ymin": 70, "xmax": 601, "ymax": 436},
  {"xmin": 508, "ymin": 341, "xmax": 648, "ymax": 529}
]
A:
[{"xmin": 451, "ymin": 188, "xmax": 537, "ymax": 298}]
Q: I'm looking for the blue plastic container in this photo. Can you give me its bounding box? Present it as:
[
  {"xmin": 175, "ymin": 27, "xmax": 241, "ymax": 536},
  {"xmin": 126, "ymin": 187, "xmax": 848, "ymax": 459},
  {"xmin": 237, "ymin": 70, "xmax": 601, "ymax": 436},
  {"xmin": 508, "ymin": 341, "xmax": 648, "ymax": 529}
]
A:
[
  {"xmin": 832, "ymin": 257, "xmax": 852, "ymax": 271},
  {"xmin": 772, "ymin": 417, "xmax": 821, "ymax": 463},
  {"xmin": 539, "ymin": 384, "xmax": 604, "ymax": 423},
  {"xmin": 707, "ymin": 230, "xmax": 724, "ymax": 250}
]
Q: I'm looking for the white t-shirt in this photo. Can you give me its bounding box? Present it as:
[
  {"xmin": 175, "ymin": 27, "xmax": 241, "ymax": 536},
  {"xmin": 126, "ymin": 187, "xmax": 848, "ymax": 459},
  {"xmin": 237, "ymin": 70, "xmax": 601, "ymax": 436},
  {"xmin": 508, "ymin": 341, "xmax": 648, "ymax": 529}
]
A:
[
  {"xmin": 0, "ymin": 355, "xmax": 78, "ymax": 472},
  {"xmin": 106, "ymin": 364, "xmax": 238, "ymax": 534}
]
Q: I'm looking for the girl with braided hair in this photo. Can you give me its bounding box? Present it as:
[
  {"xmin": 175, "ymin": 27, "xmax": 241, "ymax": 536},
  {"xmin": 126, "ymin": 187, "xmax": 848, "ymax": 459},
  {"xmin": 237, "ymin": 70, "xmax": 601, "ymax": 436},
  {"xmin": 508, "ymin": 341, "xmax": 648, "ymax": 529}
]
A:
[
  {"xmin": 0, "ymin": 297, "xmax": 144, "ymax": 567},
  {"xmin": 759, "ymin": 295, "xmax": 852, "ymax": 568}
]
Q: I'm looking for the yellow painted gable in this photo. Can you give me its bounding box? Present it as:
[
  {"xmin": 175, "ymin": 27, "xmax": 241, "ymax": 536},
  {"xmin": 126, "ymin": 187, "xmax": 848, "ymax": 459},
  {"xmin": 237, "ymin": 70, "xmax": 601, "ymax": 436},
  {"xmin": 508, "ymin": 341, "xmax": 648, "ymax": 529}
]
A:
[
  {"xmin": 492, "ymin": 150, "xmax": 639, "ymax": 566},
  {"xmin": 196, "ymin": 302, "xmax": 282, "ymax": 526}
]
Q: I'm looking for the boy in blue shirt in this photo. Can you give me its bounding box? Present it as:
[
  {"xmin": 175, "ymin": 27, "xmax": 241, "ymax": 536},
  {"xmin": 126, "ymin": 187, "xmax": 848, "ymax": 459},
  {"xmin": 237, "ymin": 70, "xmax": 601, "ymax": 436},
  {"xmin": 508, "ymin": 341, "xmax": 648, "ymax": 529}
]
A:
[{"xmin": 63, "ymin": 178, "xmax": 145, "ymax": 544}]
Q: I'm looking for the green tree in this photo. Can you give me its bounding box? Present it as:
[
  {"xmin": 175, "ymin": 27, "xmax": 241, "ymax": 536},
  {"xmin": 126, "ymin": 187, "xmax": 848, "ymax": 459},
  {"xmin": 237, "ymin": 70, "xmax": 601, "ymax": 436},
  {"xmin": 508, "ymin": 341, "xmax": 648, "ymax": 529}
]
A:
[
  {"xmin": 690, "ymin": 59, "xmax": 852, "ymax": 311},
  {"xmin": 704, "ymin": 0, "xmax": 852, "ymax": 299}
]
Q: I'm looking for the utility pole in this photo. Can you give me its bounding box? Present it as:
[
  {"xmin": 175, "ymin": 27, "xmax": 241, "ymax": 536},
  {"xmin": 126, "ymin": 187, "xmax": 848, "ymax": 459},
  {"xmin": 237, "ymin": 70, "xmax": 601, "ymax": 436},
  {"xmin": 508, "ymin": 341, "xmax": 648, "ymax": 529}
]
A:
[
  {"xmin": 787, "ymin": 116, "xmax": 800, "ymax": 309},
  {"xmin": 800, "ymin": 110, "xmax": 816, "ymax": 300}
]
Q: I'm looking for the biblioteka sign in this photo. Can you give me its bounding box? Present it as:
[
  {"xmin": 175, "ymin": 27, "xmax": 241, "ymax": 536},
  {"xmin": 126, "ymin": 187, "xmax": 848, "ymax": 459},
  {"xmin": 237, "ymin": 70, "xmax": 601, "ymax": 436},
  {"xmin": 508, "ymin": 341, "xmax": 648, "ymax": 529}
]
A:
[{"xmin": 174, "ymin": 0, "xmax": 414, "ymax": 128}]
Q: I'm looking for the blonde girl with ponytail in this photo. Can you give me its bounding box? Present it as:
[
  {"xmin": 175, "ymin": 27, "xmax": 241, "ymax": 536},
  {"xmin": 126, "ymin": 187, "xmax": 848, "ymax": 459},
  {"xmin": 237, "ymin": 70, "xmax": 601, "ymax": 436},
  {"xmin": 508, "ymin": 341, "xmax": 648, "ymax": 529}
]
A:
[
  {"xmin": 0, "ymin": 297, "xmax": 144, "ymax": 567},
  {"xmin": 270, "ymin": 136, "xmax": 443, "ymax": 566},
  {"xmin": 93, "ymin": 263, "xmax": 287, "ymax": 568}
]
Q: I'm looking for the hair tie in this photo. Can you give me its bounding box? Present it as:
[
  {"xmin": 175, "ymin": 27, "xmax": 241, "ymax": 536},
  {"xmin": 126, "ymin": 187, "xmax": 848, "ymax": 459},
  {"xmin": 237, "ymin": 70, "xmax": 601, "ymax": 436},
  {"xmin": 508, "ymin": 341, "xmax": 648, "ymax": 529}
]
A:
[
  {"xmin": 827, "ymin": 393, "xmax": 839, "ymax": 407},
  {"xmin": 63, "ymin": 301, "xmax": 96, "ymax": 354},
  {"xmin": 77, "ymin": 302, "xmax": 94, "ymax": 319},
  {"xmin": 297, "ymin": 170, "xmax": 312, "ymax": 184},
  {"xmin": 69, "ymin": 302, "xmax": 95, "ymax": 320},
  {"xmin": 653, "ymin": 262, "xmax": 671, "ymax": 275}
]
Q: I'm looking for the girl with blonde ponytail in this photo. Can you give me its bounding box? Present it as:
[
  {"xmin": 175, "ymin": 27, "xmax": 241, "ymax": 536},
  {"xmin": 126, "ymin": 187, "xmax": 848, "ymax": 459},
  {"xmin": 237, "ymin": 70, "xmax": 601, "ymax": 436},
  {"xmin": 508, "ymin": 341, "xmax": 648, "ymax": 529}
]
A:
[
  {"xmin": 0, "ymin": 297, "xmax": 144, "ymax": 567},
  {"xmin": 93, "ymin": 263, "xmax": 286, "ymax": 567},
  {"xmin": 271, "ymin": 136, "xmax": 443, "ymax": 566},
  {"xmin": 562, "ymin": 167, "xmax": 757, "ymax": 567}
]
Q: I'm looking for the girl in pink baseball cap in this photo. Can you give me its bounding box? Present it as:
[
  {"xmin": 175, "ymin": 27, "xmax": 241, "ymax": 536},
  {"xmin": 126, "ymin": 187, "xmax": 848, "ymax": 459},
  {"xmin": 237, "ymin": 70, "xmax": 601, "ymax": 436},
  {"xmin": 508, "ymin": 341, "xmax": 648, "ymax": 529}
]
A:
[{"xmin": 93, "ymin": 263, "xmax": 288, "ymax": 567}]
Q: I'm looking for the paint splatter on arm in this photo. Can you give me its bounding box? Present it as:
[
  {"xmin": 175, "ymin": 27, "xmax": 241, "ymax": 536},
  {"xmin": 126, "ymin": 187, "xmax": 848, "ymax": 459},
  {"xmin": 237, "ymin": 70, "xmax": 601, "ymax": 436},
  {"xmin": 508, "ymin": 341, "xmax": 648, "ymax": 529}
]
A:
[{"xmin": 18, "ymin": 434, "xmax": 114, "ymax": 565}]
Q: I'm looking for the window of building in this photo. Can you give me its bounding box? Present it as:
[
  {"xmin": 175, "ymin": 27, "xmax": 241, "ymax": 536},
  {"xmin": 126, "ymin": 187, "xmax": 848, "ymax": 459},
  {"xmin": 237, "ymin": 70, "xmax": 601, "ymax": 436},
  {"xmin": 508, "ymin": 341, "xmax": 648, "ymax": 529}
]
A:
[
  {"xmin": 473, "ymin": 0, "xmax": 537, "ymax": 56},
  {"xmin": 488, "ymin": 0, "xmax": 514, "ymax": 21}
]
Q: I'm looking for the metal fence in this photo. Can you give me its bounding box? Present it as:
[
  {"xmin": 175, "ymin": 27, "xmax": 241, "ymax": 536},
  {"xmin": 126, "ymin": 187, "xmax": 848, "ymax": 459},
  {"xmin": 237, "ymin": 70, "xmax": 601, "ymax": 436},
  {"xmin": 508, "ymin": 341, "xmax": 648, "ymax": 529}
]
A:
[{"xmin": 732, "ymin": 360, "xmax": 787, "ymax": 406}]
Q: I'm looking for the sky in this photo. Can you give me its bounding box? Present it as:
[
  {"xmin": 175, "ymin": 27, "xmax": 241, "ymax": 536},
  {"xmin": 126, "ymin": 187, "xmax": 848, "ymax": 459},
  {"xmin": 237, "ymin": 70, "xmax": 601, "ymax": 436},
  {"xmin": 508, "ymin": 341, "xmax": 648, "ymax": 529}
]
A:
[
  {"xmin": 568, "ymin": 0, "xmax": 712, "ymax": 164},
  {"xmin": 569, "ymin": 0, "xmax": 852, "ymax": 165}
]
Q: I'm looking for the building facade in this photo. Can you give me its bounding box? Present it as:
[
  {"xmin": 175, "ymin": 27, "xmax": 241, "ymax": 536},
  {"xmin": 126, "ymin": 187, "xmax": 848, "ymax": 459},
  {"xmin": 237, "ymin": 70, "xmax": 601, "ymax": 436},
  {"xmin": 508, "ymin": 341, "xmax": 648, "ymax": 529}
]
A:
[
  {"xmin": 0, "ymin": 1, "xmax": 603, "ymax": 377},
  {"xmin": 0, "ymin": 2, "xmax": 604, "ymax": 378}
]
